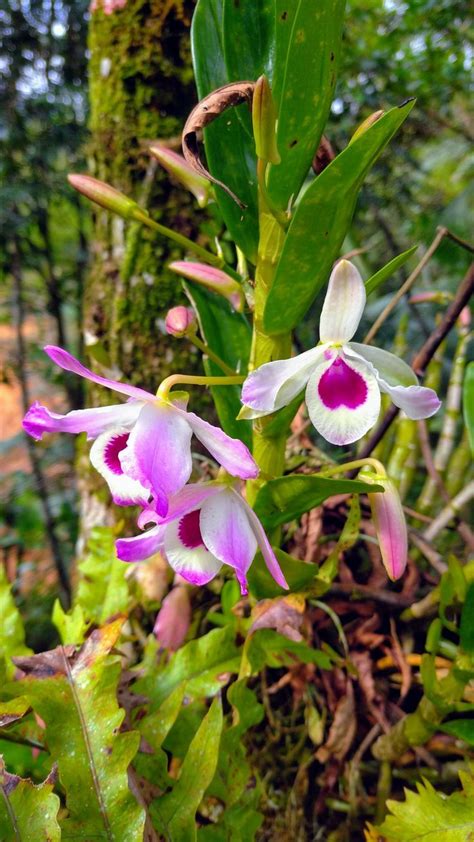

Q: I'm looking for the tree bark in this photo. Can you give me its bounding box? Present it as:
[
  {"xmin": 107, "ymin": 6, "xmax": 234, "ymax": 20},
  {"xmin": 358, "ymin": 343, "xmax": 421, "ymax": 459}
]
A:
[{"xmin": 79, "ymin": 0, "xmax": 209, "ymax": 542}]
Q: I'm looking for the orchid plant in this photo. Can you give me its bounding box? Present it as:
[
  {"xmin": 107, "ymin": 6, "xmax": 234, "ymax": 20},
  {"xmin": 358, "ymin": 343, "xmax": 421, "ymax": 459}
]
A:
[{"xmin": 24, "ymin": 3, "xmax": 441, "ymax": 609}]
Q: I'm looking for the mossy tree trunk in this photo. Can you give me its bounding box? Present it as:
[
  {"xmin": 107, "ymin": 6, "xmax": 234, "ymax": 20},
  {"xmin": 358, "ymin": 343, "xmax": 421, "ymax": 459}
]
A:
[{"xmin": 78, "ymin": 0, "xmax": 207, "ymax": 541}]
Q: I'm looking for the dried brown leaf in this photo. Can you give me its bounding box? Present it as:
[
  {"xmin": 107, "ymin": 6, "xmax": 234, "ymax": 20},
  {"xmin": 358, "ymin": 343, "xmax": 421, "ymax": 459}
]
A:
[
  {"xmin": 316, "ymin": 680, "xmax": 357, "ymax": 763},
  {"xmin": 251, "ymin": 595, "xmax": 305, "ymax": 641}
]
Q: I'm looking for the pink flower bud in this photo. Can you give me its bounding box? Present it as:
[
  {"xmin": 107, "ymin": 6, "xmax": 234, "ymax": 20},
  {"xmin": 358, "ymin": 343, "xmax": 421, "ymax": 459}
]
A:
[
  {"xmin": 68, "ymin": 174, "xmax": 142, "ymax": 220},
  {"xmin": 409, "ymin": 291, "xmax": 452, "ymax": 305},
  {"xmin": 149, "ymin": 145, "xmax": 212, "ymax": 208},
  {"xmin": 153, "ymin": 586, "xmax": 191, "ymax": 651},
  {"xmin": 169, "ymin": 261, "xmax": 245, "ymax": 312},
  {"xmin": 365, "ymin": 474, "xmax": 408, "ymax": 581},
  {"xmin": 165, "ymin": 306, "xmax": 197, "ymax": 337}
]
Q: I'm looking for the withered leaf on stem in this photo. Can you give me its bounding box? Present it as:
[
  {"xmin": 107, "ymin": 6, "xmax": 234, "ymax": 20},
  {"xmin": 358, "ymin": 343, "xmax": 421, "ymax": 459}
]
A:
[{"xmin": 182, "ymin": 81, "xmax": 255, "ymax": 208}]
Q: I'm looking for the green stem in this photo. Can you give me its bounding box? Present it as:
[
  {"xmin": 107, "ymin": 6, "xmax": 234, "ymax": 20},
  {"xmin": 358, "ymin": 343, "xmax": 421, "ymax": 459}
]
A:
[
  {"xmin": 318, "ymin": 457, "xmax": 386, "ymax": 478},
  {"xmin": 189, "ymin": 334, "xmax": 237, "ymax": 376},
  {"xmin": 157, "ymin": 373, "xmax": 245, "ymax": 400},
  {"xmin": 134, "ymin": 210, "xmax": 241, "ymax": 280}
]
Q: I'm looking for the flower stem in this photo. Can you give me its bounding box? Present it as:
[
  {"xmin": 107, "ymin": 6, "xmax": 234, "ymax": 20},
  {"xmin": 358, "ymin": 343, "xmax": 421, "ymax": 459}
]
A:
[
  {"xmin": 189, "ymin": 334, "xmax": 237, "ymax": 376},
  {"xmin": 157, "ymin": 373, "xmax": 245, "ymax": 400},
  {"xmin": 134, "ymin": 209, "xmax": 241, "ymax": 281},
  {"xmin": 318, "ymin": 458, "xmax": 386, "ymax": 478}
]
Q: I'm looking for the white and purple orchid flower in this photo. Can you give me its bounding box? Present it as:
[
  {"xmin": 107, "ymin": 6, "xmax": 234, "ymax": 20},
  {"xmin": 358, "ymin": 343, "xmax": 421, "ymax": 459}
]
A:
[
  {"xmin": 23, "ymin": 346, "xmax": 258, "ymax": 516},
  {"xmin": 116, "ymin": 482, "xmax": 289, "ymax": 596},
  {"xmin": 241, "ymin": 260, "xmax": 441, "ymax": 445}
]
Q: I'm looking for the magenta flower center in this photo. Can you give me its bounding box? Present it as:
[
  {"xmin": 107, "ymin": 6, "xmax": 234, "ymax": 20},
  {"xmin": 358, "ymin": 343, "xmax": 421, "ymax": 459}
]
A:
[
  {"xmin": 178, "ymin": 509, "xmax": 205, "ymax": 549},
  {"xmin": 318, "ymin": 357, "xmax": 368, "ymax": 410},
  {"xmin": 104, "ymin": 432, "xmax": 130, "ymax": 474}
]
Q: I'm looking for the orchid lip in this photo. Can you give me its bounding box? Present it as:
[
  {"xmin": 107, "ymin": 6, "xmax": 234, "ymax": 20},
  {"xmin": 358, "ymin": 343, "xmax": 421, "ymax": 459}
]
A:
[{"xmin": 318, "ymin": 357, "xmax": 368, "ymax": 410}]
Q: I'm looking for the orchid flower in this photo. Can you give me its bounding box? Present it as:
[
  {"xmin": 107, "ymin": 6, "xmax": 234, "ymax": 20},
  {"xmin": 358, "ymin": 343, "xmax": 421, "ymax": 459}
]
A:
[
  {"xmin": 240, "ymin": 260, "xmax": 441, "ymax": 445},
  {"xmin": 116, "ymin": 482, "xmax": 289, "ymax": 596},
  {"xmin": 23, "ymin": 346, "xmax": 258, "ymax": 516}
]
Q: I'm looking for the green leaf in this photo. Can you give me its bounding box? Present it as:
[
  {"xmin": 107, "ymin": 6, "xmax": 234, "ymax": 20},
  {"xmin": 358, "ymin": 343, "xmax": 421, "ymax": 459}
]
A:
[
  {"xmin": 135, "ymin": 683, "xmax": 186, "ymax": 789},
  {"xmin": 263, "ymin": 100, "xmax": 415, "ymax": 333},
  {"xmin": 52, "ymin": 600, "xmax": 90, "ymax": 645},
  {"xmin": 223, "ymin": 0, "xmax": 274, "ymax": 84},
  {"xmin": 253, "ymin": 474, "xmax": 382, "ymax": 530},
  {"xmin": 378, "ymin": 774, "xmax": 474, "ymax": 841},
  {"xmin": 0, "ymin": 565, "xmax": 31, "ymax": 679},
  {"xmin": 365, "ymin": 245, "xmax": 418, "ymax": 295},
  {"xmin": 192, "ymin": 0, "xmax": 259, "ymax": 261},
  {"xmin": 267, "ymin": 0, "xmax": 346, "ymax": 211},
  {"xmin": 0, "ymin": 697, "xmax": 30, "ymax": 728},
  {"xmin": 460, "ymin": 582, "xmax": 474, "ymax": 654},
  {"xmin": 184, "ymin": 283, "xmax": 252, "ymax": 446},
  {"xmin": 137, "ymin": 627, "xmax": 241, "ymax": 710},
  {"xmin": 151, "ymin": 695, "xmax": 223, "ymax": 842},
  {"xmin": 75, "ymin": 527, "xmax": 129, "ymax": 624},
  {"xmin": 248, "ymin": 547, "xmax": 317, "ymax": 599},
  {"xmin": 440, "ymin": 719, "xmax": 474, "ymax": 746},
  {"xmin": 463, "ymin": 361, "xmax": 474, "ymax": 455},
  {"xmin": 245, "ymin": 628, "xmax": 332, "ymax": 672},
  {"xmin": 13, "ymin": 618, "xmax": 145, "ymax": 841},
  {"xmin": 0, "ymin": 760, "xmax": 61, "ymax": 842}
]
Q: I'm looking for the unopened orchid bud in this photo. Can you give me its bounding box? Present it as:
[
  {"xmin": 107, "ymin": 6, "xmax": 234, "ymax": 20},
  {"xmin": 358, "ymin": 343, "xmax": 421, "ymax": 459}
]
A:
[
  {"xmin": 153, "ymin": 586, "xmax": 191, "ymax": 651},
  {"xmin": 350, "ymin": 110, "xmax": 384, "ymax": 144},
  {"xmin": 409, "ymin": 291, "xmax": 452, "ymax": 305},
  {"xmin": 169, "ymin": 261, "xmax": 245, "ymax": 312},
  {"xmin": 149, "ymin": 145, "xmax": 212, "ymax": 208},
  {"xmin": 68, "ymin": 174, "xmax": 143, "ymax": 220},
  {"xmin": 165, "ymin": 306, "xmax": 197, "ymax": 338},
  {"xmin": 362, "ymin": 470, "xmax": 408, "ymax": 581},
  {"xmin": 252, "ymin": 75, "xmax": 280, "ymax": 165}
]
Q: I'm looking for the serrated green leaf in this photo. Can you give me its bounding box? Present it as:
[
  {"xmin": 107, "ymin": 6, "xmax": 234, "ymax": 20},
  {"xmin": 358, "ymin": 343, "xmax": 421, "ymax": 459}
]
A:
[
  {"xmin": 192, "ymin": 0, "xmax": 259, "ymax": 261},
  {"xmin": 0, "ymin": 566, "xmax": 31, "ymax": 680},
  {"xmin": 13, "ymin": 618, "xmax": 145, "ymax": 841},
  {"xmin": 75, "ymin": 527, "xmax": 129, "ymax": 624},
  {"xmin": 365, "ymin": 245, "xmax": 418, "ymax": 295},
  {"xmin": 52, "ymin": 600, "xmax": 90, "ymax": 645},
  {"xmin": 263, "ymin": 100, "xmax": 415, "ymax": 333},
  {"xmin": 151, "ymin": 696, "xmax": 223, "ymax": 842},
  {"xmin": 135, "ymin": 683, "xmax": 186, "ymax": 789},
  {"xmin": 184, "ymin": 283, "xmax": 252, "ymax": 446},
  {"xmin": 137, "ymin": 627, "xmax": 241, "ymax": 710},
  {"xmin": 253, "ymin": 474, "xmax": 382, "ymax": 530},
  {"xmin": 378, "ymin": 774, "xmax": 474, "ymax": 841},
  {"xmin": 463, "ymin": 361, "xmax": 474, "ymax": 455},
  {"xmin": 245, "ymin": 628, "xmax": 331, "ymax": 673},
  {"xmin": 267, "ymin": 0, "xmax": 346, "ymax": 210},
  {"xmin": 0, "ymin": 760, "xmax": 61, "ymax": 842}
]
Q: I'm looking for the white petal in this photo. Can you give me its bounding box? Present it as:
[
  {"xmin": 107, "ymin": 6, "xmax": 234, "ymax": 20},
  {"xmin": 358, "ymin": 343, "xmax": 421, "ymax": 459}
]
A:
[
  {"xmin": 305, "ymin": 353, "xmax": 380, "ymax": 445},
  {"xmin": 89, "ymin": 428, "xmax": 150, "ymax": 506},
  {"xmin": 346, "ymin": 343, "xmax": 441, "ymax": 420},
  {"xmin": 241, "ymin": 346, "xmax": 325, "ymax": 415},
  {"xmin": 319, "ymin": 260, "xmax": 366, "ymax": 343},
  {"xmin": 200, "ymin": 489, "xmax": 257, "ymax": 594},
  {"xmin": 163, "ymin": 517, "xmax": 222, "ymax": 586}
]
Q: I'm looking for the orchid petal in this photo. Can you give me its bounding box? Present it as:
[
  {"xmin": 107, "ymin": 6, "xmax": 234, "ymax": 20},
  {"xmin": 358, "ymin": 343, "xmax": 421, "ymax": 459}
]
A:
[
  {"xmin": 120, "ymin": 402, "xmax": 193, "ymax": 516},
  {"xmin": 116, "ymin": 524, "xmax": 165, "ymax": 562},
  {"xmin": 163, "ymin": 516, "xmax": 222, "ymax": 586},
  {"xmin": 238, "ymin": 492, "xmax": 289, "ymax": 590},
  {"xmin": 185, "ymin": 411, "xmax": 259, "ymax": 479},
  {"xmin": 346, "ymin": 343, "xmax": 441, "ymax": 419},
  {"xmin": 89, "ymin": 428, "xmax": 150, "ymax": 506},
  {"xmin": 44, "ymin": 345, "xmax": 154, "ymax": 401},
  {"xmin": 319, "ymin": 260, "xmax": 366, "ymax": 343},
  {"xmin": 305, "ymin": 353, "xmax": 380, "ymax": 445},
  {"xmin": 368, "ymin": 477, "xmax": 407, "ymax": 580},
  {"xmin": 200, "ymin": 489, "xmax": 258, "ymax": 595},
  {"xmin": 241, "ymin": 346, "xmax": 325, "ymax": 415},
  {"xmin": 22, "ymin": 400, "xmax": 143, "ymax": 441}
]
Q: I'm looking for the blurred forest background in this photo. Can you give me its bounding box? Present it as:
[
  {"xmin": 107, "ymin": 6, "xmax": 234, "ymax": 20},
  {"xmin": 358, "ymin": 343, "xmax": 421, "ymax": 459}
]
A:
[{"xmin": 1, "ymin": 0, "xmax": 472, "ymax": 666}]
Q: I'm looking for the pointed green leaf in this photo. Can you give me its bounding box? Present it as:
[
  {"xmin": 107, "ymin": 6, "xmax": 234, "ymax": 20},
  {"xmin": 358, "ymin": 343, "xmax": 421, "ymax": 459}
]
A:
[
  {"xmin": 151, "ymin": 696, "xmax": 223, "ymax": 842},
  {"xmin": 223, "ymin": 0, "xmax": 274, "ymax": 84},
  {"xmin": 263, "ymin": 100, "xmax": 415, "ymax": 333},
  {"xmin": 192, "ymin": 0, "xmax": 259, "ymax": 261},
  {"xmin": 0, "ymin": 566, "xmax": 31, "ymax": 679},
  {"xmin": 267, "ymin": 0, "xmax": 346, "ymax": 210},
  {"xmin": 137, "ymin": 627, "xmax": 241, "ymax": 709},
  {"xmin": 253, "ymin": 474, "xmax": 382, "ymax": 530},
  {"xmin": 0, "ymin": 760, "xmax": 61, "ymax": 842},
  {"xmin": 13, "ymin": 618, "xmax": 145, "ymax": 841},
  {"xmin": 365, "ymin": 245, "xmax": 418, "ymax": 295},
  {"xmin": 245, "ymin": 628, "xmax": 332, "ymax": 672},
  {"xmin": 135, "ymin": 683, "xmax": 186, "ymax": 789},
  {"xmin": 440, "ymin": 719, "xmax": 474, "ymax": 746},
  {"xmin": 76, "ymin": 527, "xmax": 129, "ymax": 624},
  {"xmin": 463, "ymin": 362, "xmax": 474, "ymax": 455},
  {"xmin": 52, "ymin": 600, "xmax": 90, "ymax": 646},
  {"xmin": 248, "ymin": 547, "xmax": 317, "ymax": 599},
  {"xmin": 460, "ymin": 583, "xmax": 474, "ymax": 654},
  {"xmin": 184, "ymin": 283, "xmax": 252, "ymax": 446}
]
